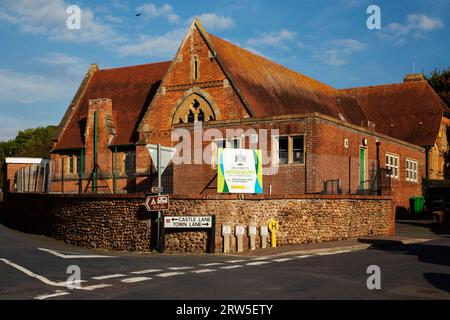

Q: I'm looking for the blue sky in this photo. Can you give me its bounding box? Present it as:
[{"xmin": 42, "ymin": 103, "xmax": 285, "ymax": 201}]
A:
[{"xmin": 0, "ymin": 0, "xmax": 449, "ymax": 141}]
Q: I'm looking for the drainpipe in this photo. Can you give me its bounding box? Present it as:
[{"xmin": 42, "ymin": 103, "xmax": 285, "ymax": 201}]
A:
[
  {"xmin": 93, "ymin": 111, "xmax": 98, "ymax": 193},
  {"xmin": 113, "ymin": 146, "xmax": 118, "ymax": 194},
  {"xmin": 376, "ymin": 141, "xmax": 381, "ymax": 195},
  {"xmin": 79, "ymin": 148, "xmax": 84, "ymax": 194},
  {"xmin": 425, "ymin": 146, "xmax": 431, "ymax": 181}
]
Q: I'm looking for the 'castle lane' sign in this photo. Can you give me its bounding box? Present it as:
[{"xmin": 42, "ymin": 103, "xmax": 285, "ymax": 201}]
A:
[{"xmin": 164, "ymin": 216, "xmax": 213, "ymax": 229}]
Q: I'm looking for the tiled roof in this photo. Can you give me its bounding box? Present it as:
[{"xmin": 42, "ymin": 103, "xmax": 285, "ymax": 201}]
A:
[
  {"xmin": 209, "ymin": 34, "xmax": 368, "ymax": 126},
  {"xmin": 54, "ymin": 61, "xmax": 170, "ymax": 150},
  {"xmin": 341, "ymin": 81, "xmax": 448, "ymax": 146}
]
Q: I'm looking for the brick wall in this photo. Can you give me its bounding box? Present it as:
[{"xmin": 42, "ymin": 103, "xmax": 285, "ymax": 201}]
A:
[{"xmin": 2, "ymin": 192, "xmax": 393, "ymax": 253}]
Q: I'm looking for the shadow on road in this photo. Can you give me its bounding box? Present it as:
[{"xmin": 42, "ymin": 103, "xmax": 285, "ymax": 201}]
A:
[
  {"xmin": 423, "ymin": 273, "xmax": 450, "ymax": 293},
  {"xmin": 396, "ymin": 220, "xmax": 450, "ymax": 238}
]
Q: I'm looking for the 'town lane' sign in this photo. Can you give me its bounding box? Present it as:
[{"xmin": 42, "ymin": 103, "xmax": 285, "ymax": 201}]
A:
[{"xmin": 164, "ymin": 216, "xmax": 213, "ymax": 229}]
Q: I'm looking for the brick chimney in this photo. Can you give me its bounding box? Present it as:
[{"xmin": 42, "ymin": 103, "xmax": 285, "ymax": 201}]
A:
[
  {"xmin": 404, "ymin": 73, "xmax": 426, "ymax": 83},
  {"xmin": 84, "ymin": 98, "xmax": 115, "ymax": 174}
]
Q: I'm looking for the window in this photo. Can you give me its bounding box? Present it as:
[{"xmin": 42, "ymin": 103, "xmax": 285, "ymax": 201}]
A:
[
  {"xmin": 187, "ymin": 110, "xmax": 195, "ymax": 123},
  {"xmin": 124, "ymin": 151, "xmax": 136, "ymax": 175},
  {"xmin": 275, "ymin": 136, "xmax": 305, "ymax": 165},
  {"xmin": 406, "ymin": 159, "xmax": 418, "ymax": 182},
  {"xmin": 197, "ymin": 109, "xmax": 205, "ymax": 122},
  {"xmin": 226, "ymin": 138, "xmax": 241, "ymax": 149},
  {"xmin": 194, "ymin": 56, "xmax": 198, "ymax": 80},
  {"xmin": 386, "ymin": 153, "xmax": 399, "ymax": 179},
  {"xmin": 278, "ymin": 137, "xmax": 289, "ymax": 164},
  {"xmin": 292, "ymin": 136, "xmax": 304, "ymax": 163},
  {"xmin": 68, "ymin": 156, "xmax": 74, "ymax": 174}
]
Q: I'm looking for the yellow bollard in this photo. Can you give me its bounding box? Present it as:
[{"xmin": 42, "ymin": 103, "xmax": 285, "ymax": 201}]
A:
[{"xmin": 268, "ymin": 219, "xmax": 279, "ymax": 248}]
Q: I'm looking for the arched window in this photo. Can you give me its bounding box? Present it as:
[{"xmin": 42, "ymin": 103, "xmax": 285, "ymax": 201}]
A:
[
  {"xmin": 191, "ymin": 55, "xmax": 199, "ymax": 81},
  {"xmin": 187, "ymin": 110, "xmax": 195, "ymax": 123},
  {"xmin": 198, "ymin": 109, "xmax": 205, "ymax": 122},
  {"xmin": 194, "ymin": 57, "xmax": 198, "ymax": 81},
  {"xmin": 172, "ymin": 93, "xmax": 216, "ymax": 126}
]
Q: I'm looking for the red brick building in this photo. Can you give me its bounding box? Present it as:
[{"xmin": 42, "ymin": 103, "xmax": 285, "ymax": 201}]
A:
[{"xmin": 45, "ymin": 20, "xmax": 448, "ymax": 215}]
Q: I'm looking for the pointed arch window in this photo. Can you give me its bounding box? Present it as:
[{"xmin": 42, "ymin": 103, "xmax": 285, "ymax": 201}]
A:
[
  {"xmin": 187, "ymin": 110, "xmax": 195, "ymax": 123},
  {"xmin": 198, "ymin": 109, "xmax": 205, "ymax": 122},
  {"xmin": 172, "ymin": 93, "xmax": 216, "ymax": 126},
  {"xmin": 191, "ymin": 55, "xmax": 199, "ymax": 81}
]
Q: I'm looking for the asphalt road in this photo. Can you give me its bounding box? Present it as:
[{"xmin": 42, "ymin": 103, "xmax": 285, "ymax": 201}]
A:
[{"xmin": 0, "ymin": 223, "xmax": 450, "ymax": 300}]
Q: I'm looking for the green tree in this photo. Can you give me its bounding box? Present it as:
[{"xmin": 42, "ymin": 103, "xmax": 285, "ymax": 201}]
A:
[
  {"xmin": 0, "ymin": 125, "xmax": 56, "ymax": 188},
  {"xmin": 427, "ymin": 67, "xmax": 450, "ymax": 107}
]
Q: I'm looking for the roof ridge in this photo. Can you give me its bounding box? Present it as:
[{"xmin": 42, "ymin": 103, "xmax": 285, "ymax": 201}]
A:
[
  {"xmin": 341, "ymin": 81, "xmax": 427, "ymax": 91},
  {"xmin": 99, "ymin": 60, "xmax": 171, "ymax": 72}
]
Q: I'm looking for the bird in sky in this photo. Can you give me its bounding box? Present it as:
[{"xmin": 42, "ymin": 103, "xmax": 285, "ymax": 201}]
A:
[{"xmin": 135, "ymin": 13, "xmax": 142, "ymax": 17}]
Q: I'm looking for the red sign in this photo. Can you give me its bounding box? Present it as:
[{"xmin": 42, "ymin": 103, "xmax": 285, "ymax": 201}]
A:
[{"xmin": 145, "ymin": 195, "xmax": 169, "ymax": 212}]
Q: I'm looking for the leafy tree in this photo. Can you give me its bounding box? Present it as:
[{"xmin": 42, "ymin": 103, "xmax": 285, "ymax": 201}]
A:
[
  {"xmin": 427, "ymin": 67, "xmax": 450, "ymax": 107},
  {"xmin": 0, "ymin": 125, "xmax": 56, "ymax": 188}
]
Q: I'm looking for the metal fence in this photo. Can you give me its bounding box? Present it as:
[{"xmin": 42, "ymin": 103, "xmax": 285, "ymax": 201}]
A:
[{"xmin": 15, "ymin": 161, "xmax": 54, "ymax": 193}]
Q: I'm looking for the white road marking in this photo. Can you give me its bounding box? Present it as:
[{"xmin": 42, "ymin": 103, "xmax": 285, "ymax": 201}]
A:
[
  {"xmin": 38, "ymin": 248, "xmax": 116, "ymax": 259},
  {"xmin": 91, "ymin": 274, "xmax": 126, "ymax": 280},
  {"xmin": 273, "ymin": 258, "xmax": 293, "ymax": 262},
  {"xmin": 34, "ymin": 290, "xmax": 70, "ymax": 300},
  {"xmin": 199, "ymin": 263, "xmax": 223, "ymax": 267},
  {"xmin": 191, "ymin": 269, "xmax": 216, "ymax": 274},
  {"xmin": 0, "ymin": 258, "xmax": 109, "ymax": 291},
  {"xmin": 226, "ymin": 260, "xmax": 246, "ymax": 263},
  {"xmin": 252, "ymin": 256, "xmax": 271, "ymax": 261},
  {"xmin": 246, "ymin": 261, "xmax": 271, "ymax": 266},
  {"xmin": 131, "ymin": 269, "xmax": 163, "ymax": 275},
  {"xmin": 169, "ymin": 267, "xmax": 194, "ymax": 270},
  {"xmin": 121, "ymin": 277, "xmax": 152, "ymax": 283},
  {"xmin": 316, "ymin": 250, "xmax": 351, "ymax": 256},
  {"xmin": 220, "ymin": 265, "xmax": 244, "ymax": 270},
  {"xmin": 1, "ymin": 257, "xmax": 70, "ymax": 288},
  {"xmin": 81, "ymin": 284, "xmax": 112, "ymax": 291},
  {"xmin": 296, "ymin": 255, "xmax": 314, "ymax": 259},
  {"xmin": 157, "ymin": 272, "xmax": 185, "ymax": 278}
]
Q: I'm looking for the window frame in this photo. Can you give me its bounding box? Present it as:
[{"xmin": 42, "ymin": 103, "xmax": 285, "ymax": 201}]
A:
[
  {"xmin": 406, "ymin": 158, "xmax": 418, "ymax": 183},
  {"xmin": 386, "ymin": 153, "xmax": 400, "ymax": 179},
  {"xmin": 274, "ymin": 135, "xmax": 306, "ymax": 166}
]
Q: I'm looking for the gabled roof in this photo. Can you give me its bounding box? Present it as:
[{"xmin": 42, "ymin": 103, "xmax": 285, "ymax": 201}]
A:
[
  {"xmin": 54, "ymin": 61, "xmax": 170, "ymax": 150},
  {"xmin": 208, "ymin": 34, "xmax": 367, "ymax": 126},
  {"xmin": 341, "ymin": 81, "xmax": 449, "ymax": 146}
]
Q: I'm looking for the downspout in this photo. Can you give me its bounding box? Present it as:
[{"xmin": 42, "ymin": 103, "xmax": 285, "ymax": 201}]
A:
[
  {"xmin": 113, "ymin": 146, "xmax": 118, "ymax": 194},
  {"xmin": 93, "ymin": 111, "xmax": 98, "ymax": 193},
  {"xmin": 425, "ymin": 146, "xmax": 431, "ymax": 181},
  {"xmin": 79, "ymin": 148, "xmax": 84, "ymax": 194}
]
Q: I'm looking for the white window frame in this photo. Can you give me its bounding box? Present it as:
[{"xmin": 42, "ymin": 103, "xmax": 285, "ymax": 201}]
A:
[
  {"xmin": 406, "ymin": 159, "xmax": 418, "ymax": 183},
  {"xmin": 386, "ymin": 153, "xmax": 399, "ymax": 179}
]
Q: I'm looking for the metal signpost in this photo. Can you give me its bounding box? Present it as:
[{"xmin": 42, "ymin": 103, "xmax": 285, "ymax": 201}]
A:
[{"xmin": 145, "ymin": 144, "xmax": 176, "ymax": 253}]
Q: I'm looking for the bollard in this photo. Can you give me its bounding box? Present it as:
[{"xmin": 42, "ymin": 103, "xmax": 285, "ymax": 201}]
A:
[
  {"xmin": 248, "ymin": 224, "xmax": 257, "ymax": 250},
  {"xmin": 260, "ymin": 225, "xmax": 268, "ymax": 249},
  {"xmin": 268, "ymin": 219, "xmax": 279, "ymax": 248},
  {"xmin": 222, "ymin": 224, "xmax": 232, "ymax": 254},
  {"xmin": 235, "ymin": 225, "xmax": 245, "ymax": 252}
]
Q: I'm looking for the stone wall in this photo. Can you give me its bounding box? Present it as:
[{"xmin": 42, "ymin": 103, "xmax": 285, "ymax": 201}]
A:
[{"xmin": 2, "ymin": 193, "xmax": 393, "ymax": 253}]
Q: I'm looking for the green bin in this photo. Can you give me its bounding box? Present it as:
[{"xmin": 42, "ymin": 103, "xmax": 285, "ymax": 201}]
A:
[{"xmin": 409, "ymin": 197, "xmax": 425, "ymax": 217}]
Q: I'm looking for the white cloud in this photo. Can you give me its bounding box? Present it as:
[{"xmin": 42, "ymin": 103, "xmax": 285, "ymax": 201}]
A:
[
  {"xmin": 316, "ymin": 39, "xmax": 367, "ymax": 66},
  {"xmin": 382, "ymin": 14, "xmax": 444, "ymax": 45},
  {"xmin": 136, "ymin": 3, "xmax": 181, "ymax": 24},
  {"xmin": 0, "ymin": 69, "xmax": 73, "ymax": 104},
  {"xmin": 0, "ymin": 0, "xmax": 121, "ymax": 44},
  {"xmin": 191, "ymin": 13, "xmax": 235, "ymax": 31},
  {"xmin": 116, "ymin": 29, "xmax": 185, "ymax": 58},
  {"xmin": 37, "ymin": 53, "xmax": 89, "ymax": 77},
  {"xmin": 246, "ymin": 29, "xmax": 296, "ymax": 48}
]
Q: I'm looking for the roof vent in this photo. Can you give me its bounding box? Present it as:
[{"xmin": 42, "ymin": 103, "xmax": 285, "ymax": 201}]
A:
[{"xmin": 404, "ymin": 73, "xmax": 426, "ymax": 83}]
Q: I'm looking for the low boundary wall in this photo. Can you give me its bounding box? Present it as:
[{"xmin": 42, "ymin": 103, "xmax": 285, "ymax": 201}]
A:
[{"xmin": 2, "ymin": 193, "xmax": 393, "ymax": 253}]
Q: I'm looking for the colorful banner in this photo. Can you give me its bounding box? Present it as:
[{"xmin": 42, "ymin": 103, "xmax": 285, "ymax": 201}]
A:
[{"xmin": 217, "ymin": 148, "xmax": 263, "ymax": 194}]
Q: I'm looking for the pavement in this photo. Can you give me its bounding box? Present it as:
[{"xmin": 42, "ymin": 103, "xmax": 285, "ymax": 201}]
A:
[{"xmin": 0, "ymin": 219, "xmax": 450, "ymax": 300}]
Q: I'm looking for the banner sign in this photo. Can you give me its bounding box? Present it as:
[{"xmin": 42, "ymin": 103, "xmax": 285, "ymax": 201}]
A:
[{"xmin": 217, "ymin": 148, "xmax": 263, "ymax": 194}]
